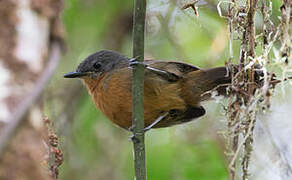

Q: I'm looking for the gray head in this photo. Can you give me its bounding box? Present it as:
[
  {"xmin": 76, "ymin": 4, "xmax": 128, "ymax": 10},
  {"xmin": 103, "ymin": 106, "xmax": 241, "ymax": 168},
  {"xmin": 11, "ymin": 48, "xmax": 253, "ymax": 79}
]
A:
[{"xmin": 64, "ymin": 50, "xmax": 129, "ymax": 79}]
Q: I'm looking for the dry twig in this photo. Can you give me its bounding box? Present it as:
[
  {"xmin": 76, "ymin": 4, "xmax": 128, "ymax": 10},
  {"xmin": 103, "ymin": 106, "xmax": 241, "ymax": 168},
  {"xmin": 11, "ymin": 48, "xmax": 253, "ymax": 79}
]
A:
[{"xmin": 44, "ymin": 117, "xmax": 63, "ymax": 179}]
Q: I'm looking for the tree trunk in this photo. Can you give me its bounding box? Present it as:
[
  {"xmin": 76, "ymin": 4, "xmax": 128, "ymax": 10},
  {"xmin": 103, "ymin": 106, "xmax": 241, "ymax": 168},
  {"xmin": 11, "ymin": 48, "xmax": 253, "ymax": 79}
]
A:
[{"xmin": 0, "ymin": 0, "xmax": 63, "ymax": 179}]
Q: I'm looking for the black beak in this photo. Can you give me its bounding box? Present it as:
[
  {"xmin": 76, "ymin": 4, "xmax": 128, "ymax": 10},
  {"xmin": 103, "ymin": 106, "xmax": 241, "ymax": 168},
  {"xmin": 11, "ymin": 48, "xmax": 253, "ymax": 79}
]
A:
[{"xmin": 64, "ymin": 71, "xmax": 89, "ymax": 78}]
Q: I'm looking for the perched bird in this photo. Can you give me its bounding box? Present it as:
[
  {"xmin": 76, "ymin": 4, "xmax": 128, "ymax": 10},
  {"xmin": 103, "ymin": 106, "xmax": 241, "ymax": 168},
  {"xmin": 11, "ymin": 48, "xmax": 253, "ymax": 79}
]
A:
[{"xmin": 64, "ymin": 50, "xmax": 238, "ymax": 130}]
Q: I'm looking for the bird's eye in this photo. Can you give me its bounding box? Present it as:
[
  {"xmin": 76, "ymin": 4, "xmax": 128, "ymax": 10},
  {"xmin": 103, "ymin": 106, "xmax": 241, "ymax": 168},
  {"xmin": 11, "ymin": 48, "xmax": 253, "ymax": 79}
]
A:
[{"xmin": 93, "ymin": 62, "xmax": 101, "ymax": 69}]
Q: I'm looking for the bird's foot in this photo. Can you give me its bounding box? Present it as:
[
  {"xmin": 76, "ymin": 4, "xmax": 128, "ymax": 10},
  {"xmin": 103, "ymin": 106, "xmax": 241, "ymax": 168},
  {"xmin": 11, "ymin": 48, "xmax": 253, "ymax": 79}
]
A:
[
  {"xmin": 144, "ymin": 112, "xmax": 168, "ymax": 132},
  {"xmin": 129, "ymin": 56, "xmax": 147, "ymax": 68},
  {"xmin": 128, "ymin": 112, "xmax": 168, "ymax": 133}
]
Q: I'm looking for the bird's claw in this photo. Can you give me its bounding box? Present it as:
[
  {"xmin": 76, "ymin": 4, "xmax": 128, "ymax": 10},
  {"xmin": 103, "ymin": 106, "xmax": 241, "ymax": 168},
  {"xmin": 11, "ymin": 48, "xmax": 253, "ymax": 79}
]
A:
[
  {"xmin": 128, "ymin": 125, "xmax": 135, "ymax": 132},
  {"xmin": 128, "ymin": 124, "xmax": 151, "ymax": 133},
  {"xmin": 129, "ymin": 134, "xmax": 140, "ymax": 143},
  {"xmin": 143, "ymin": 126, "xmax": 152, "ymax": 132},
  {"xmin": 129, "ymin": 56, "xmax": 147, "ymax": 68}
]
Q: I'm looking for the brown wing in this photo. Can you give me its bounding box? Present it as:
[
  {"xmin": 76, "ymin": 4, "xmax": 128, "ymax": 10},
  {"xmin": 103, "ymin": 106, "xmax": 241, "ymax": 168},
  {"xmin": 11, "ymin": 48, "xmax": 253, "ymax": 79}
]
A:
[{"xmin": 145, "ymin": 60, "xmax": 200, "ymax": 77}]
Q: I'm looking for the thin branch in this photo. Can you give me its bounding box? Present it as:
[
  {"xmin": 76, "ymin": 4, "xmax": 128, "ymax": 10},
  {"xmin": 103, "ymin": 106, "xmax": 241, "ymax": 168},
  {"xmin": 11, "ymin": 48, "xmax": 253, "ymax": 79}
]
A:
[
  {"xmin": 242, "ymin": 1, "xmax": 258, "ymax": 179},
  {"xmin": 247, "ymin": 0, "xmax": 258, "ymax": 95},
  {"xmin": 44, "ymin": 117, "xmax": 64, "ymax": 180},
  {"xmin": 0, "ymin": 41, "xmax": 62, "ymax": 156},
  {"xmin": 131, "ymin": 0, "xmax": 147, "ymax": 179},
  {"xmin": 247, "ymin": 0, "xmax": 257, "ymax": 58},
  {"xmin": 229, "ymin": 114, "xmax": 256, "ymax": 171},
  {"xmin": 280, "ymin": 0, "xmax": 291, "ymax": 52}
]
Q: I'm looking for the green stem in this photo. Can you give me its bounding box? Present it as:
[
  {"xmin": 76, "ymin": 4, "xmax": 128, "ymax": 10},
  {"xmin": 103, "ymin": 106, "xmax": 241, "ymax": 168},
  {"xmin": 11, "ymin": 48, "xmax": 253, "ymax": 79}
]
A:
[{"xmin": 132, "ymin": 0, "xmax": 147, "ymax": 179}]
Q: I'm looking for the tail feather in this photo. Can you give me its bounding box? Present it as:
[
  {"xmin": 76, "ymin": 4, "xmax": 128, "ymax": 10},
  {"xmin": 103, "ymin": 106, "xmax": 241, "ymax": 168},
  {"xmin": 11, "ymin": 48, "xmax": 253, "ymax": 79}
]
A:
[
  {"xmin": 193, "ymin": 66, "xmax": 264, "ymax": 98},
  {"xmin": 202, "ymin": 67, "xmax": 231, "ymax": 87},
  {"xmin": 181, "ymin": 67, "xmax": 231, "ymax": 105},
  {"xmin": 182, "ymin": 65, "xmax": 264, "ymax": 104},
  {"xmin": 199, "ymin": 67, "xmax": 231, "ymax": 98}
]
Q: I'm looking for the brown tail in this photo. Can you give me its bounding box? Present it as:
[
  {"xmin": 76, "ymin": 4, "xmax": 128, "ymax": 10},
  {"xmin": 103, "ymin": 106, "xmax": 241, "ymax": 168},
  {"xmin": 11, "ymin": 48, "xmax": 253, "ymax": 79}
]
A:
[
  {"xmin": 201, "ymin": 67, "xmax": 231, "ymax": 87},
  {"xmin": 182, "ymin": 67, "xmax": 232, "ymax": 104},
  {"xmin": 182, "ymin": 65, "xmax": 268, "ymax": 104},
  {"xmin": 197, "ymin": 67, "xmax": 231, "ymax": 98}
]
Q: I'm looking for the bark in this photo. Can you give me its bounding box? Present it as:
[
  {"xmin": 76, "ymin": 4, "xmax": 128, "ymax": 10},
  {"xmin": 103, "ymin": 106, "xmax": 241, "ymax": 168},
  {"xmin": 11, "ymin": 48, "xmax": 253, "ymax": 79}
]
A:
[{"xmin": 0, "ymin": 0, "xmax": 64, "ymax": 179}]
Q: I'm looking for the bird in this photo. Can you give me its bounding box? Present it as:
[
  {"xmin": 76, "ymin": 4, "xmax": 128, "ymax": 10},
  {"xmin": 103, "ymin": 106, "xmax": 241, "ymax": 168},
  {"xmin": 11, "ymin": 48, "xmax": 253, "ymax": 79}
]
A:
[{"xmin": 64, "ymin": 50, "xmax": 245, "ymax": 130}]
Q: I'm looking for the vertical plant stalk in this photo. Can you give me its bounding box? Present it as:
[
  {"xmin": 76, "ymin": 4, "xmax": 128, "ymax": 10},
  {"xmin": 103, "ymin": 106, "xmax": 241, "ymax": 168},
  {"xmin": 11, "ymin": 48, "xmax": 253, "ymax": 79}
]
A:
[
  {"xmin": 280, "ymin": 0, "xmax": 291, "ymax": 52},
  {"xmin": 247, "ymin": 0, "xmax": 257, "ymax": 59},
  {"xmin": 278, "ymin": 0, "xmax": 292, "ymax": 93},
  {"xmin": 225, "ymin": 0, "xmax": 258, "ymax": 179},
  {"xmin": 132, "ymin": 0, "xmax": 147, "ymax": 180},
  {"xmin": 44, "ymin": 117, "xmax": 64, "ymax": 180},
  {"xmin": 242, "ymin": 1, "xmax": 257, "ymax": 179},
  {"xmin": 247, "ymin": 0, "xmax": 257, "ymax": 95},
  {"xmin": 228, "ymin": 1, "xmax": 234, "ymax": 63},
  {"xmin": 226, "ymin": 2, "xmax": 239, "ymax": 180}
]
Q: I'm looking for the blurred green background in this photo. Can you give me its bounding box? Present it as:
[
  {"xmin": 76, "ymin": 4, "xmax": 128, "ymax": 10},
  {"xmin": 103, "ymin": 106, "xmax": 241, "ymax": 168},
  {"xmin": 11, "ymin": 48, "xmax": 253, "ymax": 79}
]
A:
[{"xmin": 44, "ymin": 0, "xmax": 284, "ymax": 179}]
